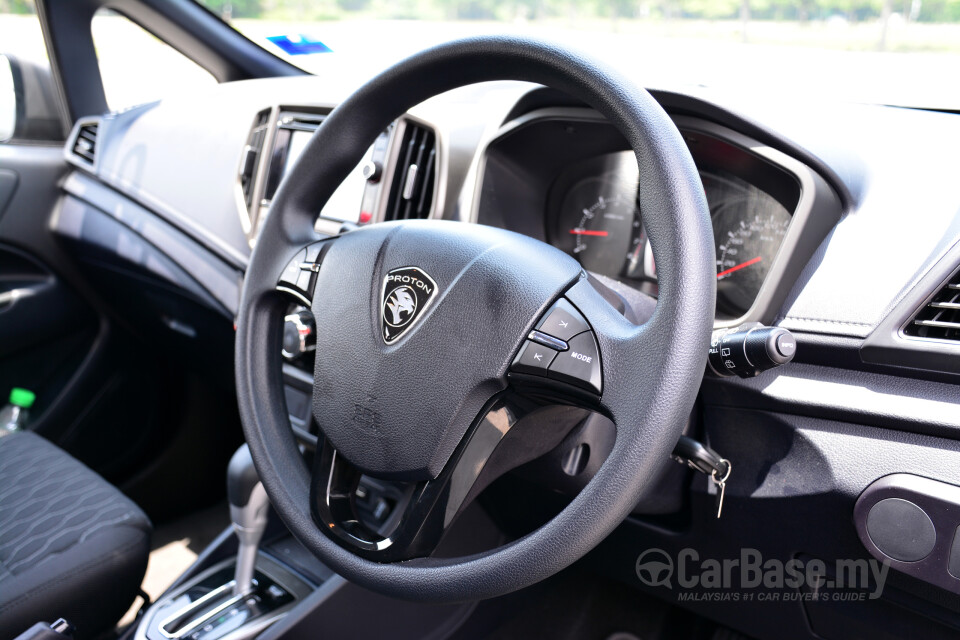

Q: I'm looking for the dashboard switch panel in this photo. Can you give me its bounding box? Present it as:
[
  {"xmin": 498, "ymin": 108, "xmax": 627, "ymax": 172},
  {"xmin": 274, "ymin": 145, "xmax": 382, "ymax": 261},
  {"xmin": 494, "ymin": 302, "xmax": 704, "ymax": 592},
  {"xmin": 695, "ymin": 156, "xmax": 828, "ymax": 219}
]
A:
[
  {"xmin": 854, "ymin": 473, "xmax": 960, "ymax": 594},
  {"xmin": 950, "ymin": 526, "xmax": 960, "ymax": 580}
]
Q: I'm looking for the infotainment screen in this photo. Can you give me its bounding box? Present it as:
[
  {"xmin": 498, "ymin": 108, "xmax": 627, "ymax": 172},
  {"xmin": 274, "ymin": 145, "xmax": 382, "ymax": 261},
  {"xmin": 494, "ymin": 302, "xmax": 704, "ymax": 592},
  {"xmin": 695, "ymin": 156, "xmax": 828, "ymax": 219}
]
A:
[{"xmin": 282, "ymin": 129, "xmax": 368, "ymax": 224}]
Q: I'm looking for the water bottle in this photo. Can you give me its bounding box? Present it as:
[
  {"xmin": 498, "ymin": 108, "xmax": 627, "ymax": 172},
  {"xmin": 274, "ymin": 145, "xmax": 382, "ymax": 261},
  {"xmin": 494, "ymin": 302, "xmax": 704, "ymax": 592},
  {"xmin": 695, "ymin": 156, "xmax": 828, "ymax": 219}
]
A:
[{"xmin": 0, "ymin": 387, "xmax": 35, "ymax": 432}]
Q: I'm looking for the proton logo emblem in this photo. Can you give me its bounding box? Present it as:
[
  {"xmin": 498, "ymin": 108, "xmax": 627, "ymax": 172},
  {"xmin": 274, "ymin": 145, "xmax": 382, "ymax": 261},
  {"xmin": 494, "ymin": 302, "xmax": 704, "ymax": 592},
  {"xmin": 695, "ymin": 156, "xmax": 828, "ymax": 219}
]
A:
[{"xmin": 380, "ymin": 266, "xmax": 438, "ymax": 344}]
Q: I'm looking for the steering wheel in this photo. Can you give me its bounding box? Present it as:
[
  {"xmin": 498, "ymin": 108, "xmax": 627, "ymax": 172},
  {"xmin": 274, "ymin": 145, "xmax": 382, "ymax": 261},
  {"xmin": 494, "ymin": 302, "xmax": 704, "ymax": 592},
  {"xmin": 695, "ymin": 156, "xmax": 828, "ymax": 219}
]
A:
[{"xmin": 235, "ymin": 36, "xmax": 715, "ymax": 602}]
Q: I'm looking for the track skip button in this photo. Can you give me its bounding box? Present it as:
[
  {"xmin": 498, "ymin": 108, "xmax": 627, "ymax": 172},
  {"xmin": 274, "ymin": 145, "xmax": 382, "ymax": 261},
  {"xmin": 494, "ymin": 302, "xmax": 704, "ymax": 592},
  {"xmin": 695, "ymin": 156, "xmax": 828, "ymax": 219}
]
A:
[{"xmin": 511, "ymin": 340, "xmax": 558, "ymax": 375}]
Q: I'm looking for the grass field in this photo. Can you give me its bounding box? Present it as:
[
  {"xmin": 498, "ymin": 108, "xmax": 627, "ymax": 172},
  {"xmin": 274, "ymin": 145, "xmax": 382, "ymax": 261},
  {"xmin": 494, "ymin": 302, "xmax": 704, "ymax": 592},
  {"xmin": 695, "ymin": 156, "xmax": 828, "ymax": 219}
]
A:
[{"xmin": 3, "ymin": 12, "xmax": 959, "ymax": 111}]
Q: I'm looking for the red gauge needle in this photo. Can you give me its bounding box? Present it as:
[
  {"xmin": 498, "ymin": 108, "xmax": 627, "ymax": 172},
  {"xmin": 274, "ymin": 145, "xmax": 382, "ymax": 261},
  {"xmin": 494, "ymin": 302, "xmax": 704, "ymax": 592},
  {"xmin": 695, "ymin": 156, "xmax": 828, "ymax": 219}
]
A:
[
  {"xmin": 569, "ymin": 229, "xmax": 609, "ymax": 237},
  {"xmin": 717, "ymin": 256, "xmax": 762, "ymax": 279}
]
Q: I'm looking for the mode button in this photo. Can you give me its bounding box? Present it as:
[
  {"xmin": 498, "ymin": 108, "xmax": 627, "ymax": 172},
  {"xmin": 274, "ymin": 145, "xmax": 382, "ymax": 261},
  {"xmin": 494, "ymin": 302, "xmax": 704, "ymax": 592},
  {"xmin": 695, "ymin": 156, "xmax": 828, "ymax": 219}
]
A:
[{"xmin": 548, "ymin": 331, "xmax": 601, "ymax": 394}]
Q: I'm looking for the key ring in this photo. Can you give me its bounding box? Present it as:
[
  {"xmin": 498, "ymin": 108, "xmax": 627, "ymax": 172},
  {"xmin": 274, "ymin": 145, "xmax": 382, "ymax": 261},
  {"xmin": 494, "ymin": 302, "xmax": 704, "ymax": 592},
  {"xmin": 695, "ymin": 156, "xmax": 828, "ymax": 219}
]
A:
[{"xmin": 711, "ymin": 459, "xmax": 732, "ymax": 484}]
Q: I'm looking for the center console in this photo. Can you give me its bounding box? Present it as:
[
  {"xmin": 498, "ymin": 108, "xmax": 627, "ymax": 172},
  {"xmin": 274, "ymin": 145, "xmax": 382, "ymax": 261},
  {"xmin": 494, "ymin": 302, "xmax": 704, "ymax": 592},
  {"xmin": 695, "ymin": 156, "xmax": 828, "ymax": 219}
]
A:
[
  {"xmin": 106, "ymin": 104, "xmax": 456, "ymax": 640},
  {"xmin": 237, "ymin": 106, "xmax": 439, "ymax": 244},
  {"xmin": 134, "ymin": 447, "xmax": 314, "ymax": 640},
  {"xmin": 260, "ymin": 111, "xmax": 392, "ymax": 231},
  {"xmin": 136, "ymin": 557, "xmax": 310, "ymax": 640},
  {"xmin": 127, "ymin": 442, "xmax": 500, "ymax": 640}
]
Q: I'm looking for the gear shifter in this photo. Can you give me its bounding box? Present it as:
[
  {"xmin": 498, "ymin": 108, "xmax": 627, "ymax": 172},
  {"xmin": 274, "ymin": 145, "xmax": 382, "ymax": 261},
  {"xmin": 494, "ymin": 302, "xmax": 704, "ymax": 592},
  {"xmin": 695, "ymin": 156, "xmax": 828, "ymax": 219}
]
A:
[
  {"xmin": 227, "ymin": 445, "xmax": 269, "ymax": 596},
  {"xmin": 135, "ymin": 445, "xmax": 306, "ymax": 640}
]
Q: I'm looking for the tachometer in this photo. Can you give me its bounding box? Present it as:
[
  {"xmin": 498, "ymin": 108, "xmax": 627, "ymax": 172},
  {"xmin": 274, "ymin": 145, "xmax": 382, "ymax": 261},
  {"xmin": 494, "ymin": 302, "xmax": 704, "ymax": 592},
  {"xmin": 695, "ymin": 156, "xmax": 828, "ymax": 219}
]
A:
[{"xmin": 554, "ymin": 175, "xmax": 645, "ymax": 278}]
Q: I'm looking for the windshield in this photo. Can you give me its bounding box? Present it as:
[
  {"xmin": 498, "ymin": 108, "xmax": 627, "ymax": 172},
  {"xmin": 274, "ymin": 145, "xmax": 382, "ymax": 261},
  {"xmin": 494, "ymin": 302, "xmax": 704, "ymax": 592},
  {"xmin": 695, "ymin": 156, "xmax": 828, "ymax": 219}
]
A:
[{"xmin": 196, "ymin": 0, "xmax": 960, "ymax": 111}]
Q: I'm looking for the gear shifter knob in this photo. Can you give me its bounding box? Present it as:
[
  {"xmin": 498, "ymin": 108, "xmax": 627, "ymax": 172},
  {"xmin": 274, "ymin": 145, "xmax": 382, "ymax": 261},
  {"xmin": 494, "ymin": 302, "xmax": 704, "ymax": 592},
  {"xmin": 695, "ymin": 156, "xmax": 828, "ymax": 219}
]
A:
[{"xmin": 227, "ymin": 445, "xmax": 269, "ymax": 595}]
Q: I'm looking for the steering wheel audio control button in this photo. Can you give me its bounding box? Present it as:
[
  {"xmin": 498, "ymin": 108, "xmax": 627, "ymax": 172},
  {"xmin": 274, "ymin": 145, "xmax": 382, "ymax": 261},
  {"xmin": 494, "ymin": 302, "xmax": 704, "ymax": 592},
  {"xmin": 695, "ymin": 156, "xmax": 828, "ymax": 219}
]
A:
[
  {"xmin": 304, "ymin": 241, "xmax": 325, "ymax": 265},
  {"xmin": 547, "ymin": 331, "xmax": 602, "ymax": 393},
  {"xmin": 537, "ymin": 298, "xmax": 590, "ymax": 341},
  {"xmin": 278, "ymin": 243, "xmax": 332, "ymax": 304},
  {"xmin": 512, "ymin": 340, "xmax": 559, "ymax": 374},
  {"xmin": 278, "ymin": 249, "xmax": 307, "ymax": 289},
  {"xmin": 296, "ymin": 268, "xmax": 316, "ymax": 295},
  {"xmin": 527, "ymin": 330, "xmax": 568, "ymax": 351}
]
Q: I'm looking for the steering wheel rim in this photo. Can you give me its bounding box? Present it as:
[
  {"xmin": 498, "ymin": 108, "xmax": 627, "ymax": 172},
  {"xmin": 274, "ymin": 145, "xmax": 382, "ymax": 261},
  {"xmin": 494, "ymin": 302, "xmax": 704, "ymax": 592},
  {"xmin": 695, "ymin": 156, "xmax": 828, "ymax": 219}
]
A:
[{"xmin": 235, "ymin": 36, "xmax": 715, "ymax": 602}]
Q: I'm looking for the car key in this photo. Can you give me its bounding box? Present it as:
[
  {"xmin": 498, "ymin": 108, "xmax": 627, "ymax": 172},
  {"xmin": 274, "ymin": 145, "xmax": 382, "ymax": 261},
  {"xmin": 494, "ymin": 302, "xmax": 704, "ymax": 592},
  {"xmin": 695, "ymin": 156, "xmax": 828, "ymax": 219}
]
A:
[
  {"xmin": 672, "ymin": 435, "xmax": 732, "ymax": 519},
  {"xmin": 712, "ymin": 459, "xmax": 732, "ymax": 518}
]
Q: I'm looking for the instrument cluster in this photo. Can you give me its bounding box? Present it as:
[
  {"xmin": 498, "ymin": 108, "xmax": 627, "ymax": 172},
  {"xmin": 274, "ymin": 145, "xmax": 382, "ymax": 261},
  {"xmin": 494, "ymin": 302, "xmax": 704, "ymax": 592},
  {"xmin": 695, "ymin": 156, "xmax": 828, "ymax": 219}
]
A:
[
  {"xmin": 474, "ymin": 111, "xmax": 819, "ymax": 324},
  {"xmin": 546, "ymin": 151, "xmax": 793, "ymax": 319}
]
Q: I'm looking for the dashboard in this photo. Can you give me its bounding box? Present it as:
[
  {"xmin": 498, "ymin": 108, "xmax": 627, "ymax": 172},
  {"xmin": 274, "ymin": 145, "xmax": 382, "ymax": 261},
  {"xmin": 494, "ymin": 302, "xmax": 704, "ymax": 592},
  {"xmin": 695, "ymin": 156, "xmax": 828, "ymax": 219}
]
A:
[
  {"xmin": 35, "ymin": 50, "xmax": 960, "ymax": 637},
  {"xmin": 42, "ymin": 64, "xmax": 960, "ymax": 640},
  {"xmin": 56, "ymin": 77, "xmax": 960, "ymax": 360},
  {"xmin": 219, "ymin": 101, "xmax": 838, "ymax": 326}
]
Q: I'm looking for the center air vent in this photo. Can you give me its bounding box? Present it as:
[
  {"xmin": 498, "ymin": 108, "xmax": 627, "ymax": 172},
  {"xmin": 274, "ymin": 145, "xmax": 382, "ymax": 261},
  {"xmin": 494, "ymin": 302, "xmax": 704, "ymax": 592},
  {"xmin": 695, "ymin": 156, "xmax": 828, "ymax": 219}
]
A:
[
  {"xmin": 385, "ymin": 121, "xmax": 436, "ymax": 221},
  {"xmin": 905, "ymin": 268, "xmax": 960, "ymax": 342},
  {"xmin": 71, "ymin": 121, "xmax": 99, "ymax": 166},
  {"xmin": 240, "ymin": 109, "xmax": 271, "ymax": 211}
]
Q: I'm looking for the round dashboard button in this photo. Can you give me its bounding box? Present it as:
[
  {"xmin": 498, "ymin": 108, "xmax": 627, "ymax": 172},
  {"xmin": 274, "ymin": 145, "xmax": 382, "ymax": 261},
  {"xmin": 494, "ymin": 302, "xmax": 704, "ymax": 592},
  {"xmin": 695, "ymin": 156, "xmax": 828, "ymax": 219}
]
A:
[
  {"xmin": 866, "ymin": 498, "xmax": 936, "ymax": 562},
  {"xmin": 775, "ymin": 333, "xmax": 796, "ymax": 358}
]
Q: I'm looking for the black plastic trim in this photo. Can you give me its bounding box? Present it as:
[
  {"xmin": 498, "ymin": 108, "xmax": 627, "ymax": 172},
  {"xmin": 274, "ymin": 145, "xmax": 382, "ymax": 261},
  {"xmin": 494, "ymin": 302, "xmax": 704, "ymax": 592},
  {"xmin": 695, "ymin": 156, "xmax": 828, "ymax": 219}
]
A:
[
  {"xmin": 56, "ymin": 175, "xmax": 242, "ymax": 315},
  {"xmin": 503, "ymin": 86, "xmax": 856, "ymax": 213},
  {"xmin": 855, "ymin": 474, "xmax": 960, "ymax": 594},
  {"xmin": 62, "ymin": 170, "xmax": 248, "ymax": 274},
  {"xmin": 861, "ymin": 237, "xmax": 960, "ymax": 374}
]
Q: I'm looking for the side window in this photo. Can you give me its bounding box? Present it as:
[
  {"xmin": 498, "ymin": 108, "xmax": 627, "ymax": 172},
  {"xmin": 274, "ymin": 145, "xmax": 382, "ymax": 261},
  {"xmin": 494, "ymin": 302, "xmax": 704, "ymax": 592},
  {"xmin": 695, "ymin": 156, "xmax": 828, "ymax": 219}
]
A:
[
  {"xmin": 91, "ymin": 9, "xmax": 216, "ymax": 111},
  {"xmin": 0, "ymin": 1, "xmax": 62, "ymax": 143}
]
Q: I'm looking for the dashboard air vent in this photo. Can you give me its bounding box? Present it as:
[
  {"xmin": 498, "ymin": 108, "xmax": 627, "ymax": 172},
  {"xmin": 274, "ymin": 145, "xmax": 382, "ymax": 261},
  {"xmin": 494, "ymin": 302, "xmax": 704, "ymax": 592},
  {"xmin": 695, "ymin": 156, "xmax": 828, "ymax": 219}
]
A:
[
  {"xmin": 904, "ymin": 268, "xmax": 960, "ymax": 342},
  {"xmin": 385, "ymin": 121, "xmax": 436, "ymax": 221},
  {"xmin": 71, "ymin": 122, "xmax": 99, "ymax": 166},
  {"xmin": 240, "ymin": 109, "xmax": 271, "ymax": 211}
]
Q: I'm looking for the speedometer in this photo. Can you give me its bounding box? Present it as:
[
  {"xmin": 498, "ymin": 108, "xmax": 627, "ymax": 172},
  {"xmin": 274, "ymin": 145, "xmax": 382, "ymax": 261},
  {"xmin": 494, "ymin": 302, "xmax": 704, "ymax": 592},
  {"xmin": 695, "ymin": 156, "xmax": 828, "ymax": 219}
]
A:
[{"xmin": 705, "ymin": 171, "xmax": 791, "ymax": 316}]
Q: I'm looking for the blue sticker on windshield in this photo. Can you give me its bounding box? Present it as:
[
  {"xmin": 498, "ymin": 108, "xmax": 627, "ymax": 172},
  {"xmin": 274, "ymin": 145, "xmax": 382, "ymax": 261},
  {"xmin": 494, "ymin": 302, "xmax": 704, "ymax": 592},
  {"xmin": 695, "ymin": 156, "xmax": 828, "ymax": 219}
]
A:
[{"xmin": 267, "ymin": 35, "xmax": 332, "ymax": 55}]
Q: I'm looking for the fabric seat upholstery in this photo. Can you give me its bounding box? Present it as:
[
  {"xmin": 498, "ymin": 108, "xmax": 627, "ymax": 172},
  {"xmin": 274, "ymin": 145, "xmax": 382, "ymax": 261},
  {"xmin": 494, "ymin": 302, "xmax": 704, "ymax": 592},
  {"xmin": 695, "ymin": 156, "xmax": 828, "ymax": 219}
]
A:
[{"xmin": 0, "ymin": 431, "xmax": 151, "ymax": 640}]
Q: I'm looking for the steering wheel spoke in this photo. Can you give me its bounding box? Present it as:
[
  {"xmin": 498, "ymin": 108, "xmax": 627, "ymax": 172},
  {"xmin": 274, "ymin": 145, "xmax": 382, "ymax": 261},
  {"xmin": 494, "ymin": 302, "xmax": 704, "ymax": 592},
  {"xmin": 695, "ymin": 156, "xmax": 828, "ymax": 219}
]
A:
[
  {"xmin": 274, "ymin": 239, "xmax": 332, "ymax": 306},
  {"xmin": 310, "ymin": 393, "xmax": 595, "ymax": 561}
]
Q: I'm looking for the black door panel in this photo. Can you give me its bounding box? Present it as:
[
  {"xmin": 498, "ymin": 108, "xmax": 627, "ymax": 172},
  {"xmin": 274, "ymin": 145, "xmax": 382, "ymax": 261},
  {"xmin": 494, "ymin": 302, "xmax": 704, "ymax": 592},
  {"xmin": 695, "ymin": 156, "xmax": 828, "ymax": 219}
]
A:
[
  {"xmin": 0, "ymin": 242, "xmax": 99, "ymax": 429},
  {"xmin": 0, "ymin": 169, "xmax": 17, "ymax": 216},
  {"xmin": 0, "ymin": 145, "xmax": 241, "ymax": 520},
  {"xmin": 0, "ymin": 243, "xmax": 95, "ymax": 359}
]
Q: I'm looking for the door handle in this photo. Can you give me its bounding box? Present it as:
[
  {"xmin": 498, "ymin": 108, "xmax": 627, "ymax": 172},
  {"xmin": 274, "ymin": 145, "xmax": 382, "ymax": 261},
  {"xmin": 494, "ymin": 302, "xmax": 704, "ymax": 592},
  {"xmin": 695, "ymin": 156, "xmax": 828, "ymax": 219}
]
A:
[{"xmin": 0, "ymin": 283, "xmax": 47, "ymax": 312}]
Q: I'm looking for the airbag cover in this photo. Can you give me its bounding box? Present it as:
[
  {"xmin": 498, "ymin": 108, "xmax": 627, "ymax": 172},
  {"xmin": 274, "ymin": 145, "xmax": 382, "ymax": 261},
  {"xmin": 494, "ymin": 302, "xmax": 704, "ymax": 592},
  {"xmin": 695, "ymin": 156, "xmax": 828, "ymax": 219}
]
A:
[{"xmin": 310, "ymin": 220, "xmax": 582, "ymax": 480}]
